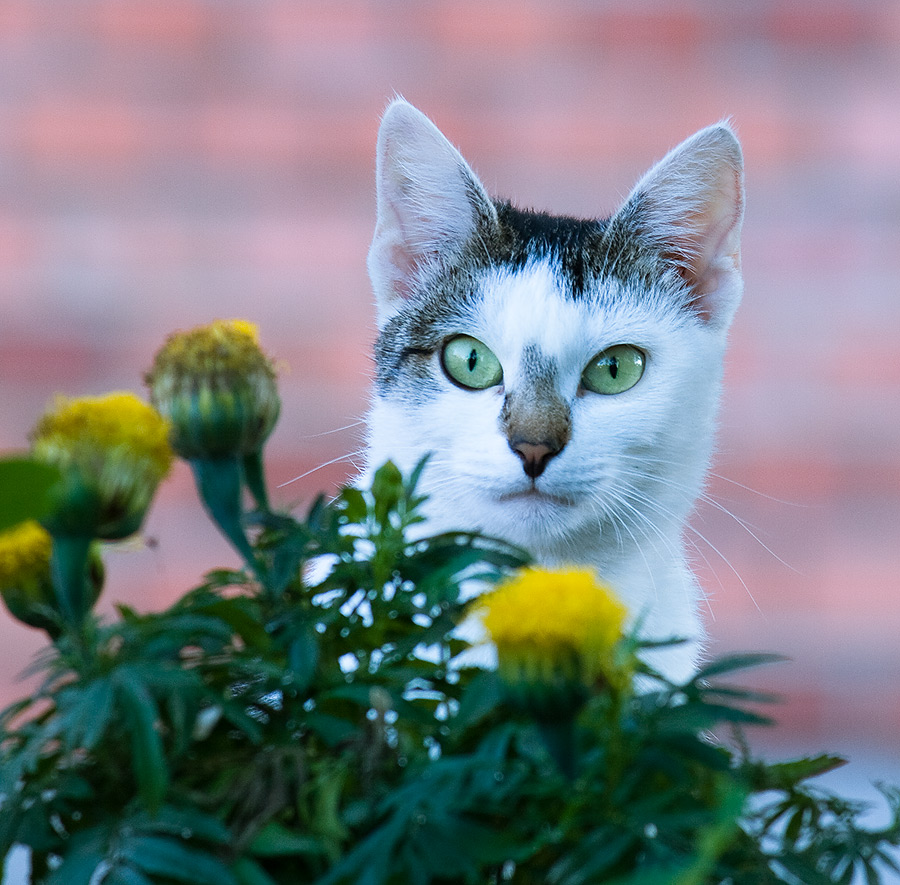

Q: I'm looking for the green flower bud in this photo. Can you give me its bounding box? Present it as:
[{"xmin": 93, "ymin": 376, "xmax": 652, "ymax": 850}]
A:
[
  {"xmin": 31, "ymin": 393, "xmax": 173, "ymax": 540},
  {"xmin": 145, "ymin": 319, "xmax": 280, "ymax": 461},
  {"xmin": 0, "ymin": 521, "xmax": 104, "ymax": 637}
]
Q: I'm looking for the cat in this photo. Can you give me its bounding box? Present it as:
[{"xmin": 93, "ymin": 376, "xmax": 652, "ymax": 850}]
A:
[{"xmin": 364, "ymin": 99, "xmax": 744, "ymax": 683}]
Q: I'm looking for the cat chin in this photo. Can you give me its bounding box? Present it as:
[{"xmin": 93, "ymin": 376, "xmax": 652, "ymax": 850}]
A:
[
  {"xmin": 496, "ymin": 487, "xmax": 576, "ymax": 508},
  {"xmin": 426, "ymin": 484, "xmax": 594, "ymax": 558}
]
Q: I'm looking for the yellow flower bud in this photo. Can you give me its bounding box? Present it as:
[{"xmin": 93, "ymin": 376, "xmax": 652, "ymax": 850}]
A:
[
  {"xmin": 0, "ymin": 521, "xmax": 104, "ymax": 636},
  {"xmin": 477, "ymin": 567, "xmax": 629, "ymax": 718},
  {"xmin": 31, "ymin": 392, "xmax": 173, "ymax": 540},
  {"xmin": 145, "ymin": 319, "xmax": 280, "ymax": 460}
]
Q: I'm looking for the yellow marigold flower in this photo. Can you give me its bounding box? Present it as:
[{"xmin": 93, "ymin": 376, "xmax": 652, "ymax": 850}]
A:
[
  {"xmin": 478, "ymin": 567, "xmax": 629, "ymax": 718},
  {"xmin": 482, "ymin": 567, "xmax": 626, "ymax": 660},
  {"xmin": 0, "ymin": 520, "xmax": 103, "ymax": 636},
  {"xmin": 0, "ymin": 520, "xmax": 52, "ymax": 591},
  {"xmin": 31, "ymin": 392, "xmax": 173, "ymax": 540},
  {"xmin": 145, "ymin": 319, "xmax": 280, "ymax": 460}
]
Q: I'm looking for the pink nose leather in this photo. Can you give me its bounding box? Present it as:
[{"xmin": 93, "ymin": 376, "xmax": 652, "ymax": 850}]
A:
[{"xmin": 512, "ymin": 441, "xmax": 560, "ymax": 479}]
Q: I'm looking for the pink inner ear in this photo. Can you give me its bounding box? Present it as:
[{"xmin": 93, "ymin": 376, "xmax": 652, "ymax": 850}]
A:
[
  {"xmin": 386, "ymin": 241, "xmax": 418, "ymax": 301},
  {"xmin": 386, "ymin": 241, "xmax": 444, "ymax": 301},
  {"xmin": 668, "ymin": 165, "xmax": 743, "ymax": 321}
]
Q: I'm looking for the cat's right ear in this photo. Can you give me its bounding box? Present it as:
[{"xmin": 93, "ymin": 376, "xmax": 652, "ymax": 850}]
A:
[{"xmin": 368, "ymin": 99, "xmax": 497, "ymax": 325}]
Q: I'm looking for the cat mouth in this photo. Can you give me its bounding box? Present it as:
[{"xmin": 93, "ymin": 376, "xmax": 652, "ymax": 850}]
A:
[{"xmin": 499, "ymin": 487, "xmax": 574, "ymax": 507}]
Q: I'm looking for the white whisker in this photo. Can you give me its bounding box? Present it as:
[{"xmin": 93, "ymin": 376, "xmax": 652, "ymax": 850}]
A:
[
  {"xmin": 299, "ymin": 420, "xmax": 366, "ymax": 440},
  {"xmin": 279, "ymin": 449, "xmax": 367, "ymax": 487},
  {"xmin": 706, "ymin": 471, "xmax": 805, "ymax": 507},
  {"xmin": 616, "ymin": 458, "xmax": 799, "ymax": 576},
  {"xmin": 684, "ymin": 521, "xmax": 762, "ymax": 614}
]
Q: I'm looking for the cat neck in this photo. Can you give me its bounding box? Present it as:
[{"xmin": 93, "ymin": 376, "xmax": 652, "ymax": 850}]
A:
[{"xmin": 411, "ymin": 484, "xmax": 704, "ymax": 684}]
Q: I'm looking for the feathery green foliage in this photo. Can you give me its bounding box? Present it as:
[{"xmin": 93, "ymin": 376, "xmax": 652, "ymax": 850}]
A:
[{"xmin": 1, "ymin": 325, "xmax": 899, "ymax": 884}]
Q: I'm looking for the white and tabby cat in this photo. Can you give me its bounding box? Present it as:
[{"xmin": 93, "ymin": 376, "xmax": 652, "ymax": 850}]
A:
[{"xmin": 365, "ymin": 99, "xmax": 744, "ymax": 682}]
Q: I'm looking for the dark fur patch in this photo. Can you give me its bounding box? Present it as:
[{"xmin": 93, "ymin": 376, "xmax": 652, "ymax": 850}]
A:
[
  {"xmin": 461, "ymin": 199, "xmax": 676, "ymax": 301},
  {"xmin": 492, "ymin": 203, "xmax": 606, "ymax": 297},
  {"xmin": 499, "ymin": 343, "xmax": 571, "ymax": 453}
]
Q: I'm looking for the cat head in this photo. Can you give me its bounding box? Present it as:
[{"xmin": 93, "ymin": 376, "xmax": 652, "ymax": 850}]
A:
[{"xmin": 366, "ymin": 99, "xmax": 744, "ymax": 560}]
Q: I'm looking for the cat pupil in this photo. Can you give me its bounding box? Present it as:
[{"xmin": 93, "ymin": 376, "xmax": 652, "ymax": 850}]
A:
[
  {"xmin": 609, "ymin": 358, "xmax": 618, "ymax": 379},
  {"xmin": 467, "ymin": 349, "xmax": 477, "ymax": 372}
]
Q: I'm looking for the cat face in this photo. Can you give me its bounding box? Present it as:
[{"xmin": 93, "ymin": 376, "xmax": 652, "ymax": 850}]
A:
[{"xmin": 366, "ymin": 100, "xmax": 743, "ymax": 563}]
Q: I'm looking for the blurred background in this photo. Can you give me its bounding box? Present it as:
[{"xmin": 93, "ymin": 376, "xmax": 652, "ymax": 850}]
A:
[{"xmin": 1, "ymin": 0, "xmax": 899, "ymax": 823}]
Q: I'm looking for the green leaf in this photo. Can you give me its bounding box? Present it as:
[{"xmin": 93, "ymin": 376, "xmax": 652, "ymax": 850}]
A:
[
  {"xmin": 371, "ymin": 460, "xmax": 403, "ymax": 524},
  {"xmin": 315, "ymin": 813, "xmax": 406, "ymax": 885},
  {"xmin": 114, "ymin": 671, "xmax": 168, "ymax": 812},
  {"xmin": 692, "ymin": 652, "xmax": 787, "ymax": 683},
  {"xmin": 287, "ymin": 628, "xmax": 319, "ymax": 693},
  {"xmin": 0, "ymin": 456, "xmax": 63, "ymax": 532},
  {"xmin": 197, "ymin": 568, "xmax": 250, "ymax": 590},
  {"xmin": 44, "ymin": 828, "xmax": 107, "ymax": 885},
  {"xmin": 191, "ymin": 597, "xmax": 271, "ymax": 648},
  {"xmin": 305, "ymin": 711, "xmax": 357, "ymax": 746},
  {"xmin": 338, "ymin": 487, "xmax": 367, "ymax": 524},
  {"xmin": 102, "ymin": 865, "xmax": 155, "ymax": 885},
  {"xmin": 749, "ymin": 754, "xmax": 847, "ymax": 791},
  {"xmin": 60, "ymin": 677, "xmax": 115, "ymax": 751},
  {"xmin": 774, "ymin": 852, "xmax": 835, "ymax": 885},
  {"xmin": 548, "ymin": 830, "xmax": 636, "ymax": 884},
  {"xmin": 654, "ymin": 700, "xmax": 772, "ymax": 734},
  {"xmin": 189, "ymin": 457, "xmax": 261, "ymax": 579},
  {"xmin": 700, "ymin": 683, "xmax": 781, "ymax": 705},
  {"xmin": 249, "ymin": 820, "xmax": 325, "ymax": 857},
  {"xmin": 0, "ymin": 714, "xmax": 66, "ymax": 796},
  {"xmin": 232, "ymin": 858, "xmax": 280, "ymax": 885},
  {"xmin": 122, "ymin": 835, "xmax": 238, "ymax": 885},
  {"xmin": 136, "ymin": 804, "xmax": 232, "ymax": 844},
  {"xmin": 220, "ymin": 701, "xmax": 265, "ymax": 744},
  {"xmin": 404, "ymin": 454, "xmax": 430, "ymax": 498},
  {"xmin": 46, "ymin": 853, "xmax": 106, "ymax": 885}
]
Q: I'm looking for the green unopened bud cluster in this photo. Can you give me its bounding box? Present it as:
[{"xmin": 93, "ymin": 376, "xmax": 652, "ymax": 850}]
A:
[
  {"xmin": 0, "ymin": 520, "xmax": 103, "ymax": 638},
  {"xmin": 2, "ymin": 318, "xmax": 281, "ymax": 634},
  {"xmin": 145, "ymin": 319, "xmax": 280, "ymax": 461}
]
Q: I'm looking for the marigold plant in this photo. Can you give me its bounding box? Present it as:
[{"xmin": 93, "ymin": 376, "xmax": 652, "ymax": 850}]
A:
[
  {"xmin": 1, "ymin": 321, "xmax": 899, "ymax": 885},
  {"xmin": 0, "ymin": 520, "xmax": 56, "ymax": 634}
]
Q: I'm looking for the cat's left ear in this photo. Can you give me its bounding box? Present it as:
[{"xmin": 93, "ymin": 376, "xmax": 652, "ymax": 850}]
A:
[{"xmin": 616, "ymin": 123, "xmax": 745, "ymax": 330}]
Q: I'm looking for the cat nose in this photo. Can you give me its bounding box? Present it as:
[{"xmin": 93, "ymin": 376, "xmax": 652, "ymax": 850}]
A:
[{"xmin": 511, "ymin": 440, "xmax": 562, "ymax": 479}]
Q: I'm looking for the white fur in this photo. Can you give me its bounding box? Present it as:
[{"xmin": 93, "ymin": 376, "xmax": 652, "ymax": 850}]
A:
[
  {"xmin": 368, "ymin": 260, "xmax": 732, "ymax": 682},
  {"xmin": 365, "ymin": 101, "xmax": 744, "ymax": 683}
]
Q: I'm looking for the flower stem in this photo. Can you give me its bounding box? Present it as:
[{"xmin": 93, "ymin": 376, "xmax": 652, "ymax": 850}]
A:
[
  {"xmin": 49, "ymin": 534, "xmax": 93, "ymax": 626},
  {"xmin": 538, "ymin": 717, "xmax": 578, "ymax": 780},
  {"xmin": 242, "ymin": 451, "xmax": 270, "ymax": 513},
  {"xmin": 189, "ymin": 457, "xmax": 264, "ymax": 583}
]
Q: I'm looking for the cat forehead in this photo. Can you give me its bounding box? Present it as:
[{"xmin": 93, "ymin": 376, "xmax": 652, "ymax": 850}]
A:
[{"xmin": 472, "ymin": 258, "xmax": 668, "ymax": 365}]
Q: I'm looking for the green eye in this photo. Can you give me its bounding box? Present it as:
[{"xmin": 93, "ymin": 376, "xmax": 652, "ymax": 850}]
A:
[
  {"xmin": 441, "ymin": 335, "xmax": 503, "ymax": 390},
  {"xmin": 581, "ymin": 345, "xmax": 645, "ymax": 395}
]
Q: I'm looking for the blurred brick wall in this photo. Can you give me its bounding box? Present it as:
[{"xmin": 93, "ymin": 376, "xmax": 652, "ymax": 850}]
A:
[{"xmin": 2, "ymin": 1, "xmax": 899, "ymax": 764}]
